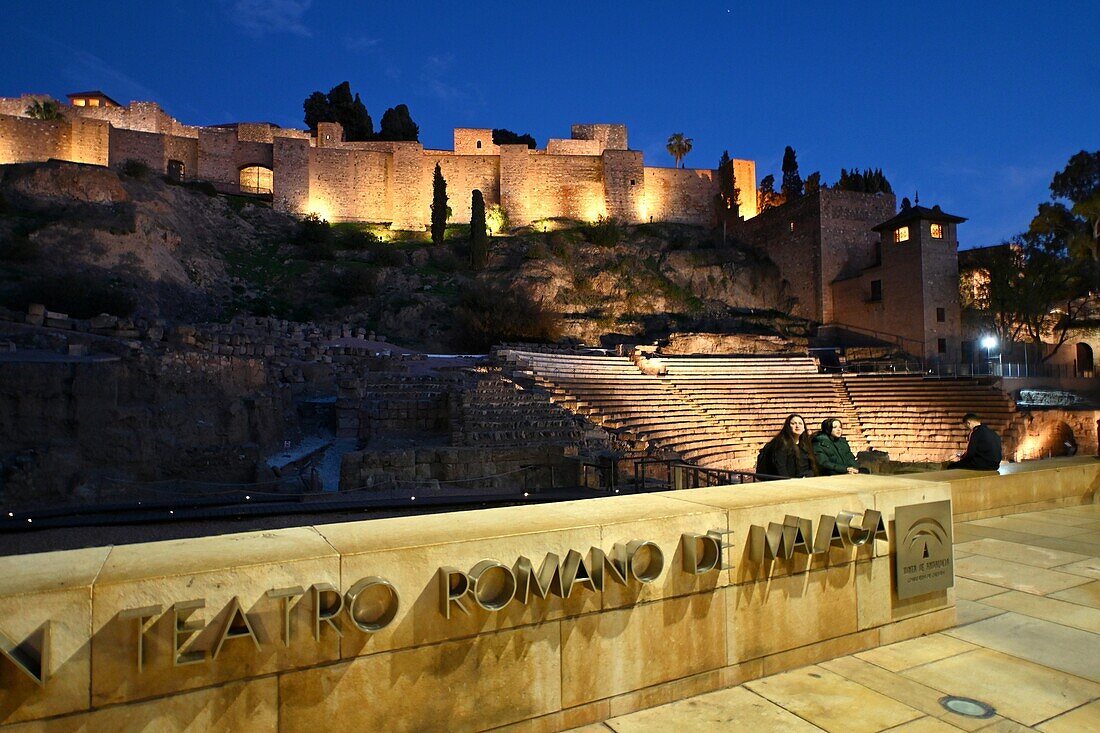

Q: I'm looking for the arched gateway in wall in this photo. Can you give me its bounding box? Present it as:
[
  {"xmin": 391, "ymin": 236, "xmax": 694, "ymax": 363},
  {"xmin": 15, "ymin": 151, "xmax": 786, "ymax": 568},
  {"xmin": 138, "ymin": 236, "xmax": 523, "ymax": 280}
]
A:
[{"xmin": 239, "ymin": 164, "xmax": 273, "ymax": 195}]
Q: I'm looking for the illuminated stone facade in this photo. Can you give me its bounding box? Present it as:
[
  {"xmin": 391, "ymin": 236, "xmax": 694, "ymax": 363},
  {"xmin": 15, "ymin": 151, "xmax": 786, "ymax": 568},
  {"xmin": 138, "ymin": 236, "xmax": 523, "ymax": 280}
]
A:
[
  {"xmin": 735, "ymin": 191, "xmax": 965, "ymax": 361},
  {"xmin": 0, "ymin": 95, "xmax": 757, "ymax": 230}
]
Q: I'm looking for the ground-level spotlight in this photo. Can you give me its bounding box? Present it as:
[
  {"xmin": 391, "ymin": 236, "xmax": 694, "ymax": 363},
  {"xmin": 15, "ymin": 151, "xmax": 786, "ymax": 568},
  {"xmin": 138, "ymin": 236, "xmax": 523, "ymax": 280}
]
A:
[{"xmin": 939, "ymin": 696, "xmax": 995, "ymax": 719}]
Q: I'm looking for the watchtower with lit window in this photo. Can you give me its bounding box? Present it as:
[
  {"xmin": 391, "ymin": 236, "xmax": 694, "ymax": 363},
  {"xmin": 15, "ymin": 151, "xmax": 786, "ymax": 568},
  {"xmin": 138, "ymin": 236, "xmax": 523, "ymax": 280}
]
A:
[{"xmin": 870, "ymin": 199, "xmax": 967, "ymax": 362}]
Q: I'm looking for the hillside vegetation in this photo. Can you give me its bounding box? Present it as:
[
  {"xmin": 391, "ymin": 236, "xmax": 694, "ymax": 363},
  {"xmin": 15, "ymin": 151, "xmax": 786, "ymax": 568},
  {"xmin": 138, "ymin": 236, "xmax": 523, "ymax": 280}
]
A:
[{"xmin": 0, "ymin": 161, "xmax": 802, "ymax": 350}]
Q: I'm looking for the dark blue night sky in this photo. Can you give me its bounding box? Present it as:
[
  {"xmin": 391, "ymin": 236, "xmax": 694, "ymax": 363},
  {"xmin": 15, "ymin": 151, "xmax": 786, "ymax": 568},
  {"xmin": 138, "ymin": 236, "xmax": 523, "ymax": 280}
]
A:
[{"xmin": 3, "ymin": 1, "xmax": 1097, "ymax": 247}]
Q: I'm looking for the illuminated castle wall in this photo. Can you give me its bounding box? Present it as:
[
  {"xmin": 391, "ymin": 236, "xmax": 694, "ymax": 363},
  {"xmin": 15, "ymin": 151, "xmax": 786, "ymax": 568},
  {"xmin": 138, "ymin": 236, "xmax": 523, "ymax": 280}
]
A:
[{"xmin": 0, "ymin": 95, "xmax": 758, "ymax": 230}]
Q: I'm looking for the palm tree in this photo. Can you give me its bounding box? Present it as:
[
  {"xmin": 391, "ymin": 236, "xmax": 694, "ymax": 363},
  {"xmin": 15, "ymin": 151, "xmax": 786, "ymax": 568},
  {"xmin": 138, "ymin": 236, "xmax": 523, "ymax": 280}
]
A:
[
  {"xmin": 666, "ymin": 133, "xmax": 693, "ymax": 169},
  {"xmin": 25, "ymin": 99, "xmax": 62, "ymax": 120}
]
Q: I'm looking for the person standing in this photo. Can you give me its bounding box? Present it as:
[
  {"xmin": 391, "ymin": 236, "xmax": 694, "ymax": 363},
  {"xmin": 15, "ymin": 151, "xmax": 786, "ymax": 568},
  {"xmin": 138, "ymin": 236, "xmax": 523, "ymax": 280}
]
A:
[
  {"xmin": 948, "ymin": 413, "xmax": 1002, "ymax": 470},
  {"xmin": 756, "ymin": 413, "xmax": 816, "ymax": 478},
  {"xmin": 812, "ymin": 418, "xmax": 862, "ymax": 475}
]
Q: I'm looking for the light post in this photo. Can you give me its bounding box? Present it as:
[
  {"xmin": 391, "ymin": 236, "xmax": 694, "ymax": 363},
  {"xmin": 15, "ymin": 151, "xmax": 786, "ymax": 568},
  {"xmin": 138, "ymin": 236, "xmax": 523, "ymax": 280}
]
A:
[{"xmin": 981, "ymin": 335, "xmax": 1000, "ymax": 376}]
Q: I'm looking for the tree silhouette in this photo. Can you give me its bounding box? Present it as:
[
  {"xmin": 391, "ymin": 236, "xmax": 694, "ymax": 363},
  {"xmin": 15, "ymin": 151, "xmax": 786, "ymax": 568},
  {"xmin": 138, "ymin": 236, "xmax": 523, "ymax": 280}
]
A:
[
  {"xmin": 470, "ymin": 190, "xmax": 488, "ymax": 270},
  {"xmin": 25, "ymin": 99, "xmax": 62, "ymax": 120},
  {"xmin": 716, "ymin": 150, "xmax": 739, "ymax": 216},
  {"xmin": 302, "ymin": 82, "xmax": 374, "ymax": 141},
  {"xmin": 377, "ymin": 104, "xmax": 420, "ymax": 142},
  {"xmin": 666, "ymin": 133, "xmax": 693, "ymax": 168},
  {"xmin": 492, "ymin": 129, "xmax": 537, "ymax": 148},
  {"xmin": 431, "ymin": 163, "xmax": 447, "ymax": 246},
  {"xmin": 781, "ymin": 146, "xmax": 803, "ymax": 200}
]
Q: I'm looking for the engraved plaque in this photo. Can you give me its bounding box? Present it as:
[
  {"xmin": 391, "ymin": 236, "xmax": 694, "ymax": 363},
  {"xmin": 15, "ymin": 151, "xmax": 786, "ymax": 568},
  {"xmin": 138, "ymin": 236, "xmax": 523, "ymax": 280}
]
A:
[{"xmin": 894, "ymin": 500, "xmax": 954, "ymax": 600}]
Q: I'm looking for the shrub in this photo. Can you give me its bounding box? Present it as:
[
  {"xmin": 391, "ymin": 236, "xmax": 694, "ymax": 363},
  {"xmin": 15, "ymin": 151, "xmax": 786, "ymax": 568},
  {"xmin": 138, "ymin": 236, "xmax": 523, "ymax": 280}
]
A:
[
  {"xmin": 296, "ymin": 213, "xmax": 334, "ymax": 259},
  {"xmin": 486, "ymin": 204, "xmax": 509, "ymax": 235},
  {"xmin": 582, "ymin": 216, "xmax": 621, "ymax": 246},
  {"xmin": 120, "ymin": 159, "xmax": 151, "ymax": 179},
  {"xmin": 452, "ymin": 281, "xmax": 561, "ymax": 351},
  {"xmin": 335, "ymin": 227, "xmax": 379, "ymax": 250}
]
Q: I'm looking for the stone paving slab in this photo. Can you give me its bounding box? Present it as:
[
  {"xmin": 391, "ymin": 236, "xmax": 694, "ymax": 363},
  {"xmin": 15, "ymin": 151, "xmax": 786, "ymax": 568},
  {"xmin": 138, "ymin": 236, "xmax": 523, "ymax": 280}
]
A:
[{"xmin": 575, "ymin": 504, "xmax": 1100, "ymax": 733}]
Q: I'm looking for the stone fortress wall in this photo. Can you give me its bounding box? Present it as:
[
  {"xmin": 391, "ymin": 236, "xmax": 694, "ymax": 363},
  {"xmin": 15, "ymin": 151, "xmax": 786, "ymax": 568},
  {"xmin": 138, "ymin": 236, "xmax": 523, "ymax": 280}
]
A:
[{"xmin": 0, "ymin": 95, "xmax": 757, "ymax": 230}]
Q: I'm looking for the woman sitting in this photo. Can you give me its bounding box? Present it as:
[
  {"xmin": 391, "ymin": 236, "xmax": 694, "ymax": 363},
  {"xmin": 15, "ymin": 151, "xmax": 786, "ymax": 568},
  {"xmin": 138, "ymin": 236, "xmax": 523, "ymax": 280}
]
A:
[
  {"xmin": 812, "ymin": 417, "xmax": 863, "ymax": 475},
  {"xmin": 756, "ymin": 413, "xmax": 816, "ymax": 479}
]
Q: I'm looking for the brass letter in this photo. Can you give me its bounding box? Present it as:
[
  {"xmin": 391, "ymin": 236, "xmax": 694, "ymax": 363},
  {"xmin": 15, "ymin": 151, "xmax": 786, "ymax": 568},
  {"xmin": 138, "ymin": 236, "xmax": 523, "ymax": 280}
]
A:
[
  {"xmin": 838, "ymin": 510, "xmax": 872, "ymax": 545},
  {"xmin": 345, "ymin": 577, "xmax": 400, "ymax": 632},
  {"xmin": 266, "ymin": 586, "xmax": 304, "ymax": 647},
  {"xmin": 469, "ymin": 561, "xmax": 518, "ymax": 610},
  {"xmin": 311, "ymin": 583, "xmax": 344, "ymax": 640},
  {"xmin": 439, "ymin": 567, "xmax": 471, "ymax": 618},
  {"xmin": 785, "ymin": 515, "xmax": 815, "ymax": 555},
  {"xmin": 813, "ymin": 515, "xmax": 841, "ymax": 553},
  {"xmin": 558, "ymin": 550, "xmax": 598, "ymax": 598},
  {"xmin": 681, "ymin": 532, "xmax": 722, "ymax": 574},
  {"xmin": 120, "ymin": 604, "xmax": 162, "ymax": 673},
  {"xmin": 211, "ymin": 597, "xmax": 261, "ymax": 660},
  {"xmin": 173, "ymin": 599, "xmax": 207, "ymax": 666},
  {"xmin": 588, "ymin": 545, "xmax": 629, "ymax": 591},
  {"xmin": 627, "ymin": 540, "xmax": 664, "ymax": 583},
  {"xmin": 0, "ymin": 623, "xmax": 50, "ymax": 686}
]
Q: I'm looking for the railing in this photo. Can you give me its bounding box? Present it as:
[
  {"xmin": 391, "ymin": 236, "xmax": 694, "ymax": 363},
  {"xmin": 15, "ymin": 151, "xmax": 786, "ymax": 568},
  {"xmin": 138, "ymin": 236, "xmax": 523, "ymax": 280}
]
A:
[
  {"xmin": 826, "ymin": 360, "xmax": 1087, "ymax": 380},
  {"xmin": 633, "ymin": 457, "xmax": 779, "ymax": 490}
]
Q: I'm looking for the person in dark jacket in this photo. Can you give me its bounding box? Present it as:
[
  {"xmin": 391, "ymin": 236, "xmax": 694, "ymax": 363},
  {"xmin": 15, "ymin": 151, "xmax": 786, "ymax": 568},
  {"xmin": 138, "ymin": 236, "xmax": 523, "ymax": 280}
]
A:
[
  {"xmin": 812, "ymin": 418, "xmax": 862, "ymax": 475},
  {"xmin": 948, "ymin": 413, "xmax": 1002, "ymax": 470},
  {"xmin": 756, "ymin": 413, "xmax": 816, "ymax": 479}
]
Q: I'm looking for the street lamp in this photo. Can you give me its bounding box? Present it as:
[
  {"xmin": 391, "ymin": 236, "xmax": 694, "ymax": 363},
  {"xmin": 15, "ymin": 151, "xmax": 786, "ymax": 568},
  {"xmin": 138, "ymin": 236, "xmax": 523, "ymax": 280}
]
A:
[{"xmin": 980, "ymin": 335, "xmax": 1000, "ymax": 376}]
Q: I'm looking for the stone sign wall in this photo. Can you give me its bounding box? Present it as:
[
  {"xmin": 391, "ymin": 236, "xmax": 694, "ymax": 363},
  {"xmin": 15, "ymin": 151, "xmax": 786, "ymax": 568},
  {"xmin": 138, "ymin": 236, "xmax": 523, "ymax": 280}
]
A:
[{"xmin": 0, "ymin": 473, "xmax": 973, "ymax": 731}]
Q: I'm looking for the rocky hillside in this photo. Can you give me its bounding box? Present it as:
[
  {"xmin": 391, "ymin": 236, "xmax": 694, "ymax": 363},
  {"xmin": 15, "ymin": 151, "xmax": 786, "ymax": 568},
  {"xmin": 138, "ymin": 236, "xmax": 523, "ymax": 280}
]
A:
[{"xmin": 0, "ymin": 161, "xmax": 803, "ymax": 351}]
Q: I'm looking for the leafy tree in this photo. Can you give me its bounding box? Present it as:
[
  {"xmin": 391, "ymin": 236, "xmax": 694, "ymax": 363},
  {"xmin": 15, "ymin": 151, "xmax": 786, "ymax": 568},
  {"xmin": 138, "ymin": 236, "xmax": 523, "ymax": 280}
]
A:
[
  {"xmin": 666, "ymin": 133, "xmax": 693, "ymax": 168},
  {"xmin": 781, "ymin": 146, "xmax": 803, "ymax": 200},
  {"xmin": 25, "ymin": 99, "xmax": 62, "ymax": 120},
  {"xmin": 716, "ymin": 150, "xmax": 740, "ymax": 216},
  {"xmin": 470, "ymin": 190, "xmax": 488, "ymax": 270},
  {"xmin": 835, "ymin": 168, "xmax": 893, "ymax": 194},
  {"xmin": 431, "ymin": 163, "xmax": 447, "ymax": 246},
  {"xmin": 1032, "ymin": 150, "xmax": 1100, "ymax": 269},
  {"xmin": 804, "ymin": 171, "xmax": 822, "ymax": 195},
  {"xmin": 492, "ymin": 129, "xmax": 537, "ymax": 148},
  {"xmin": 962, "ymin": 233, "xmax": 1089, "ymax": 361},
  {"xmin": 758, "ymin": 174, "xmax": 785, "ymax": 211},
  {"xmin": 377, "ymin": 104, "xmax": 420, "ymax": 142},
  {"xmin": 302, "ymin": 81, "xmax": 374, "ymax": 141}
]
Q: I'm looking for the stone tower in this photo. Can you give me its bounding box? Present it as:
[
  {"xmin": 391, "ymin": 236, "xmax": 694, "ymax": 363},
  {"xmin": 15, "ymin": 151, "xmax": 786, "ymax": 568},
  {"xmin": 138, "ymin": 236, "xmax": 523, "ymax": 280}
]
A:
[{"xmin": 870, "ymin": 200, "xmax": 966, "ymax": 361}]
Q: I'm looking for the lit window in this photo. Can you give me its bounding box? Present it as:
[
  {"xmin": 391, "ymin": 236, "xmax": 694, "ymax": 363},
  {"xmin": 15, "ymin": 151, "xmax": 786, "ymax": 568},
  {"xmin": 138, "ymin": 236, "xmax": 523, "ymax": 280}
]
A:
[
  {"xmin": 930, "ymin": 223, "xmax": 944, "ymax": 239},
  {"xmin": 895, "ymin": 226, "xmax": 909, "ymax": 242},
  {"xmin": 88, "ymin": 98, "xmax": 100, "ymax": 107},
  {"xmin": 73, "ymin": 99, "xmax": 86, "ymax": 107},
  {"xmin": 789, "ymin": 221, "xmax": 796, "ymax": 232}
]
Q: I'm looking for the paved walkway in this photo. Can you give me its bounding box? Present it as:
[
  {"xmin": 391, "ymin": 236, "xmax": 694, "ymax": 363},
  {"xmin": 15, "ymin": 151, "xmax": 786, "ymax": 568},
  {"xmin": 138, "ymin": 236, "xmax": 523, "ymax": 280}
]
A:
[{"xmin": 570, "ymin": 504, "xmax": 1100, "ymax": 732}]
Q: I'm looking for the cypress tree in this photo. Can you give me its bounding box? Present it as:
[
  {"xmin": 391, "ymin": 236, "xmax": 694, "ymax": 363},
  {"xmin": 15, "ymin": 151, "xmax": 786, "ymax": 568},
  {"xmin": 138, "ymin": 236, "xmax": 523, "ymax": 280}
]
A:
[
  {"xmin": 781, "ymin": 146, "xmax": 803, "ymax": 200},
  {"xmin": 470, "ymin": 190, "xmax": 488, "ymax": 270},
  {"xmin": 431, "ymin": 164, "xmax": 447, "ymax": 246},
  {"xmin": 717, "ymin": 150, "xmax": 740, "ymax": 215}
]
